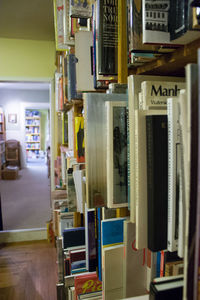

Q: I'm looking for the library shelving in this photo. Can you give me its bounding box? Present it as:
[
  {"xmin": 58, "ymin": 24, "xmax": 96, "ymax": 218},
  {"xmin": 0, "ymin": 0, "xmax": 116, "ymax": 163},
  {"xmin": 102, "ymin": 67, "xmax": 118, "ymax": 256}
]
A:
[
  {"xmin": 25, "ymin": 111, "xmax": 41, "ymax": 159},
  {"xmin": 0, "ymin": 141, "xmax": 5, "ymax": 179},
  {"xmin": 0, "ymin": 108, "xmax": 5, "ymax": 142}
]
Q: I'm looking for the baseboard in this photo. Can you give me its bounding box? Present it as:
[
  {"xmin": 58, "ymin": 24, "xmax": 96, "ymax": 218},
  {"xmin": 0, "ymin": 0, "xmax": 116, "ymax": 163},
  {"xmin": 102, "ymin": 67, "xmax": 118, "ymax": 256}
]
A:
[{"xmin": 0, "ymin": 228, "xmax": 47, "ymax": 243}]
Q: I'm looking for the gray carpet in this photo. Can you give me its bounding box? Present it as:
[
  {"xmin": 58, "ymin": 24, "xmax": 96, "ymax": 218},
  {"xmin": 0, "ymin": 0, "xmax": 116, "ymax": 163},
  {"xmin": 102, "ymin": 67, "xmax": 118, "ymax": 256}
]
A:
[{"xmin": 0, "ymin": 162, "xmax": 51, "ymax": 230}]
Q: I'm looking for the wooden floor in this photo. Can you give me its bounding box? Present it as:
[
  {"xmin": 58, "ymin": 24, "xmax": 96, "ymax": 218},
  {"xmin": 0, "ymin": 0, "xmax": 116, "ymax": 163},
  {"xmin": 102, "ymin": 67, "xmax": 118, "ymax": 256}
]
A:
[{"xmin": 0, "ymin": 240, "xmax": 57, "ymax": 300}]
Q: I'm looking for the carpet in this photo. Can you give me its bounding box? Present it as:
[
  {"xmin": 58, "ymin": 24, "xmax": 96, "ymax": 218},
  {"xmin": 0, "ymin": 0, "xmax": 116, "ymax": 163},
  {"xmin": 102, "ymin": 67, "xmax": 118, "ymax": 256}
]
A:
[{"xmin": 0, "ymin": 162, "xmax": 51, "ymax": 230}]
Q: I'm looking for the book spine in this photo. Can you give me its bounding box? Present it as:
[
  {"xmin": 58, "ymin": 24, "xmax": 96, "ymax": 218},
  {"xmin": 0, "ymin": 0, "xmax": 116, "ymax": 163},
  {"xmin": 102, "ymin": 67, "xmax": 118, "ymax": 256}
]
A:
[
  {"xmin": 97, "ymin": 0, "xmax": 118, "ymax": 75},
  {"xmin": 146, "ymin": 115, "xmax": 168, "ymax": 252},
  {"xmin": 169, "ymin": 0, "xmax": 188, "ymax": 41},
  {"xmin": 167, "ymin": 98, "xmax": 178, "ymax": 252}
]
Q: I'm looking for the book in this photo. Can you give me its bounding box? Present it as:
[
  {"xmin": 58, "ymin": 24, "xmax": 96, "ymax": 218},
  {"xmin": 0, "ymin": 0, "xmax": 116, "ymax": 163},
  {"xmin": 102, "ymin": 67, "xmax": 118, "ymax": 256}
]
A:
[
  {"xmin": 75, "ymin": 116, "xmax": 85, "ymax": 163},
  {"xmin": 63, "ymin": 227, "xmax": 85, "ymax": 249},
  {"xmin": 85, "ymin": 204, "xmax": 97, "ymax": 272},
  {"xmin": 68, "ymin": 53, "xmax": 82, "ymax": 102},
  {"xmin": 84, "ymin": 93, "xmax": 127, "ymax": 208},
  {"xmin": 73, "ymin": 169, "xmax": 86, "ymax": 214},
  {"xmin": 102, "ymin": 244, "xmax": 124, "ymax": 300},
  {"xmin": 167, "ymin": 97, "xmax": 181, "ymax": 252},
  {"xmin": 75, "ymin": 31, "xmax": 95, "ymax": 92},
  {"xmin": 63, "ymin": 0, "xmax": 75, "ymax": 46},
  {"xmin": 141, "ymin": 81, "xmax": 185, "ymax": 110},
  {"xmin": 106, "ymin": 101, "xmax": 128, "ymax": 208},
  {"xmin": 69, "ymin": 0, "xmax": 92, "ymax": 18},
  {"xmin": 123, "ymin": 220, "xmax": 147, "ymax": 298},
  {"xmin": 101, "ymin": 218, "xmax": 125, "ymax": 248},
  {"xmin": 134, "ymin": 109, "xmax": 166, "ymax": 249},
  {"xmin": 146, "ymin": 114, "xmax": 168, "ymax": 252},
  {"xmin": 150, "ymin": 275, "xmax": 183, "ymax": 300},
  {"xmin": 128, "ymin": 75, "xmax": 184, "ymax": 223},
  {"xmin": 74, "ymin": 272, "xmax": 102, "ymax": 299},
  {"xmin": 97, "ymin": 0, "xmax": 118, "ymax": 75},
  {"xmin": 78, "ymin": 291, "xmax": 102, "ymax": 299},
  {"xmin": 59, "ymin": 212, "xmax": 74, "ymax": 235},
  {"xmin": 67, "ymin": 168, "xmax": 77, "ymax": 211}
]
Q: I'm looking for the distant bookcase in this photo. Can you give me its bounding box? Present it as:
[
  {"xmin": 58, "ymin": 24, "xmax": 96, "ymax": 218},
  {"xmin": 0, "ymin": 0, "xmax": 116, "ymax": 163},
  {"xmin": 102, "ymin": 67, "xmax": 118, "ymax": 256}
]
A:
[
  {"xmin": 0, "ymin": 108, "xmax": 5, "ymax": 141},
  {"xmin": 0, "ymin": 141, "xmax": 5, "ymax": 179},
  {"xmin": 25, "ymin": 110, "xmax": 41, "ymax": 160}
]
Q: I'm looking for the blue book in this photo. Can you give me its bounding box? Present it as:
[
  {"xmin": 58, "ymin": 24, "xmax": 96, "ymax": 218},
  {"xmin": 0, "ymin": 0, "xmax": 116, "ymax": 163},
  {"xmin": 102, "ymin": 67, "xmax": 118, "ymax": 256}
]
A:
[
  {"xmin": 156, "ymin": 251, "xmax": 161, "ymax": 277},
  {"xmin": 97, "ymin": 207, "xmax": 102, "ymax": 281},
  {"xmin": 68, "ymin": 54, "xmax": 82, "ymax": 101},
  {"xmin": 63, "ymin": 227, "xmax": 85, "ymax": 249},
  {"xmin": 71, "ymin": 260, "xmax": 86, "ymax": 271},
  {"xmin": 101, "ymin": 218, "xmax": 125, "ymax": 247}
]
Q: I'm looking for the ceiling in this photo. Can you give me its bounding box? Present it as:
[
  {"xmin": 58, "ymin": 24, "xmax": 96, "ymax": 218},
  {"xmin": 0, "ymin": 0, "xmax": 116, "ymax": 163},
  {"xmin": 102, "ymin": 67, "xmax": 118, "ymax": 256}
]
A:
[{"xmin": 0, "ymin": 0, "xmax": 55, "ymax": 41}]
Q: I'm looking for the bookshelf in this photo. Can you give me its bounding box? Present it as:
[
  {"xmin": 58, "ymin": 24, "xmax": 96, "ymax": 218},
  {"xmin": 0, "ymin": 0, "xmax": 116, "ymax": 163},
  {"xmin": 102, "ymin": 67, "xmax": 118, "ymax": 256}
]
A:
[
  {"xmin": 0, "ymin": 141, "xmax": 5, "ymax": 179},
  {"xmin": 51, "ymin": 1, "xmax": 200, "ymax": 300},
  {"xmin": 0, "ymin": 108, "xmax": 5, "ymax": 142},
  {"xmin": 25, "ymin": 111, "xmax": 41, "ymax": 159}
]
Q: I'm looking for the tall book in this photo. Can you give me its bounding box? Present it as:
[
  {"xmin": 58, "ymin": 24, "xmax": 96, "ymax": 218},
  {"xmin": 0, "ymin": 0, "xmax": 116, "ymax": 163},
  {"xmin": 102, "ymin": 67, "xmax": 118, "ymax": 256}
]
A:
[
  {"xmin": 75, "ymin": 31, "xmax": 95, "ymax": 92},
  {"xmin": 63, "ymin": 227, "xmax": 85, "ymax": 249},
  {"xmin": 134, "ymin": 109, "xmax": 166, "ymax": 249},
  {"xmin": 69, "ymin": 0, "xmax": 92, "ymax": 18},
  {"xmin": 85, "ymin": 204, "xmax": 97, "ymax": 272},
  {"xmin": 184, "ymin": 64, "xmax": 199, "ymax": 300},
  {"xmin": 106, "ymin": 101, "xmax": 128, "ymax": 208},
  {"xmin": 101, "ymin": 218, "xmax": 125, "ymax": 248},
  {"xmin": 84, "ymin": 93, "xmax": 127, "ymax": 208},
  {"xmin": 75, "ymin": 116, "xmax": 85, "ymax": 163},
  {"xmin": 97, "ymin": 0, "xmax": 118, "ymax": 75},
  {"xmin": 128, "ymin": 75, "xmax": 184, "ymax": 224},
  {"xmin": 102, "ymin": 244, "xmax": 124, "ymax": 300},
  {"xmin": 146, "ymin": 114, "xmax": 168, "ymax": 252},
  {"xmin": 123, "ymin": 220, "xmax": 147, "ymax": 298},
  {"xmin": 167, "ymin": 97, "xmax": 181, "ymax": 252}
]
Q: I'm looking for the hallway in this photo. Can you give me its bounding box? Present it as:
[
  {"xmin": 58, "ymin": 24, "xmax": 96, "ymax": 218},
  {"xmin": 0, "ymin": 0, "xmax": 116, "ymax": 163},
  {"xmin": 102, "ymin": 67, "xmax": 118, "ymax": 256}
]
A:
[{"xmin": 0, "ymin": 161, "xmax": 51, "ymax": 230}]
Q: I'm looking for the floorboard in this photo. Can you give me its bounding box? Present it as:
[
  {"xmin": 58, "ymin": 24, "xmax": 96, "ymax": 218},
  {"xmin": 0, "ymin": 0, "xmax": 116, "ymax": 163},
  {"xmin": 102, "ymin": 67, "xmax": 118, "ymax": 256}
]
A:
[{"xmin": 0, "ymin": 240, "xmax": 57, "ymax": 300}]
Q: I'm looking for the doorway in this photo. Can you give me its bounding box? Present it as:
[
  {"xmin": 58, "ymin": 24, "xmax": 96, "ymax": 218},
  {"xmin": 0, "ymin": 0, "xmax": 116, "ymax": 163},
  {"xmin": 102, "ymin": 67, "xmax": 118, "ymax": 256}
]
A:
[{"xmin": 0, "ymin": 81, "xmax": 52, "ymax": 233}]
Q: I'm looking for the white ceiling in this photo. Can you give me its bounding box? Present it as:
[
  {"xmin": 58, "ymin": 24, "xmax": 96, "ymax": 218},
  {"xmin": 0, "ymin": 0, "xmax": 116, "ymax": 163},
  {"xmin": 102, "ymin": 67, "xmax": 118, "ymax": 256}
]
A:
[
  {"xmin": 0, "ymin": 81, "xmax": 50, "ymax": 91},
  {"xmin": 0, "ymin": 0, "xmax": 55, "ymax": 41}
]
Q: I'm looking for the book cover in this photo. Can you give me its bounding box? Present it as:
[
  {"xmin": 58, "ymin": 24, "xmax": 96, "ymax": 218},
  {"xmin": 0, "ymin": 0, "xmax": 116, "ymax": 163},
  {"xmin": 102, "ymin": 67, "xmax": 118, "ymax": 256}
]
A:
[
  {"xmin": 78, "ymin": 291, "xmax": 102, "ymax": 299},
  {"xmin": 123, "ymin": 220, "xmax": 147, "ymax": 298},
  {"xmin": 75, "ymin": 31, "xmax": 95, "ymax": 92},
  {"xmin": 59, "ymin": 212, "xmax": 74, "ymax": 235},
  {"xmin": 128, "ymin": 75, "xmax": 184, "ymax": 224},
  {"xmin": 63, "ymin": 227, "xmax": 85, "ymax": 249},
  {"xmin": 97, "ymin": 0, "xmax": 118, "ymax": 75},
  {"xmin": 106, "ymin": 101, "xmax": 128, "ymax": 208},
  {"xmin": 63, "ymin": 0, "xmax": 75, "ymax": 46},
  {"xmin": 75, "ymin": 116, "xmax": 85, "ymax": 163},
  {"xmin": 146, "ymin": 115, "xmax": 168, "ymax": 252},
  {"xmin": 69, "ymin": 0, "xmax": 92, "ymax": 18},
  {"xmin": 84, "ymin": 93, "xmax": 127, "ymax": 208},
  {"xmin": 102, "ymin": 244, "xmax": 124, "ymax": 300},
  {"xmin": 74, "ymin": 272, "xmax": 102, "ymax": 299},
  {"xmin": 69, "ymin": 249, "xmax": 86, "ymax": 263},
  {"xmin": 73, "ymin": 169, "xmax": 86, "ymax": 214},
  {"xmin": 141, "ymin": 81, "xmax": 185, "ymax": 110},
  {"xmin": 67, "ymin": 168, "xmax": 77, "ymax": 211},
  {"xmin": 68, "ymin": 53, "xmax": 82, "ymax": 101},
  {"xmin": 85, "ymin": 205, "xmax": 97, "ymax": 272},
  {"xmin": 97, "ymin": 207, "xmax": 102, "ymax": 281},
  {"xmin": 101, "ymin": 218, "xmax": 125, "ymax": 247},
  {"xmin": 150, "ymin": 275, "xmax": 183, "ymax": 299},
  {"xmin": 134, "ymin": 109, "xmax": 166, "ymax": 250}
]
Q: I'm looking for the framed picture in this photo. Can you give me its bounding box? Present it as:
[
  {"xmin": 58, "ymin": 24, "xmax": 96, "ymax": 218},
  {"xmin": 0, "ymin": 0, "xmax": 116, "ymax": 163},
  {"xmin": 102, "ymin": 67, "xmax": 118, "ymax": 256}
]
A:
[{"xmin": 8, "ymin": 113, "xmax": 17, "ymax": 124}]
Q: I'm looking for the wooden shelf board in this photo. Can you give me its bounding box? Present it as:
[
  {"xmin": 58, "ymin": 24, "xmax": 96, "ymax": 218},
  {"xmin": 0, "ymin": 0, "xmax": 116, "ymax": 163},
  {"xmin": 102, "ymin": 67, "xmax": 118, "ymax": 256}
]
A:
[{"xmin": 129, "ymin": 37, "xmax": 200, "ymax": 76}]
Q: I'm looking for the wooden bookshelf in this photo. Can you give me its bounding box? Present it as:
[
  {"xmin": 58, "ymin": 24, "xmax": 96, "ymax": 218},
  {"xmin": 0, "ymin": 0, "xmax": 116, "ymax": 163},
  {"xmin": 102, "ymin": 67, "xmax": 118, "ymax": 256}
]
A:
[
  {"xmin": 0, "ymin": 109, "xmax": 6, "ymax": 141},
  {"xmin": 129, "ymin": 37, "xmax": 200, "ymax": 77},
  {"xmin": 0, "ymin": 141, "xmax": 5, "ymax": 179}
]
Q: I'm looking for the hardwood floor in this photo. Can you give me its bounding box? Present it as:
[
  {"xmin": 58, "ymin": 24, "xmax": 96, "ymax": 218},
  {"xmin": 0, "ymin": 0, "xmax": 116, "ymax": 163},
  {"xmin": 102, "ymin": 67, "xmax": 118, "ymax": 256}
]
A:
[{"xmin": 0, "ymin": 240, "xmax": 57, "ymax": 300}]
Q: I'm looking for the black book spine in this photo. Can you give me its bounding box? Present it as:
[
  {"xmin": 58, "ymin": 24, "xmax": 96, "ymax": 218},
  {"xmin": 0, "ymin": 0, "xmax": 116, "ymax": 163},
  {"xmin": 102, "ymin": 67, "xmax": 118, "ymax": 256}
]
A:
[
  {"xmin": 169, "ymin": 0, "xmax": 188, "ymax": 41},
  {"xmin": 97, "ymin": 0, "xmax": 118, "ymax": 75},
  {"xmin": 146, "ymin": 115, "xmax": 168, "ymax": 252}
]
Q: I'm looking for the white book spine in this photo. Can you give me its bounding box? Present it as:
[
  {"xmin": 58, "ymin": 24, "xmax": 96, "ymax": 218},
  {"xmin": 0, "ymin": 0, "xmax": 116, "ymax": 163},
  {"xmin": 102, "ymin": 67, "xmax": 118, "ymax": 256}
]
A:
[{"xmin": 167, "ymin": 98, "xmax": 179, "ymax": 252}]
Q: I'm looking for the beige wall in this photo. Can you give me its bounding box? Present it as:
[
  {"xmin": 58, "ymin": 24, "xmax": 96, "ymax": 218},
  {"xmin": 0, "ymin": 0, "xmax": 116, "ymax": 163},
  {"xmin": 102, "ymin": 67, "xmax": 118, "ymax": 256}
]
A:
[{"xmin": 0, "ymin": 38, "xmax": 55, "ymax": 79}]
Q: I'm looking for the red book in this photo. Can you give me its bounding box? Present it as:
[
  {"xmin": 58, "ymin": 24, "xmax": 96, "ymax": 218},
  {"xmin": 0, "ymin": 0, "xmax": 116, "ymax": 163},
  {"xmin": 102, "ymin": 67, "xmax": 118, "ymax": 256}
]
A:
[{"xmin": 74, "ymin": 272, "xmax": 102, "ymax": 299}]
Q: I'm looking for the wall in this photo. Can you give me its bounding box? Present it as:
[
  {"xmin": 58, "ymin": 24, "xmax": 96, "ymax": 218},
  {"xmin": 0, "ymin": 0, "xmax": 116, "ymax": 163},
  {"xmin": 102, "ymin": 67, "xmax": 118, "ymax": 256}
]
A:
[
  {"xmin": 0, "ymin": 89, "xmax": 50, "ymax": 167},
  {"xmin": 0, "ymin": 38, "xmax": 55, "ymax": 79}
]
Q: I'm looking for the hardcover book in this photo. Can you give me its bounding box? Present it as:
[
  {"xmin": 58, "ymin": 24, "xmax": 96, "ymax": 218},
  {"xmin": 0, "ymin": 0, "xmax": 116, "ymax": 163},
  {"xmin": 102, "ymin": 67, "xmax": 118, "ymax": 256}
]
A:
[
  {"xmin": 74, "ymin": 272, "xmax": 102, "ymax": 299},
  {"xmin": 75, "ymin": 116, "xmax": 85, "ymax": 163},
  {"xmin": 101, "ymin": 218, "xmax": 125, "ymax": 247},
  {"xmin": 128, "ymin": 75, "xmax": 184, "ymax": 224},
  {"xmin": 97, "ymin": 0, "xmax": 118, "ymax": 75},
  {"xmin": 146, "ymin": 115, "xmax": 168, "ymax": 252},
  {"xmin": 69, "ymin": 0, "xmax": 92, "ymax": 18},
  {"xmin": 85, "ymin": 205, "xmax": 97, "ymax": 272},
  {"xmin": 106, "ymin": 101, "xmax": 128, "ymax": 208},
  {"xmin": 167, "ymin": 97, "xmax": 180, "ymax": 252},
  {"xmin": 102, "ymin": 244, "xmax": 124, "ymax": 300},
  {"xmin": 84, "ymin": 93, "xmax": 127, "ymax": 208},
  {"xmin": 150, "ymin": 275, "xmax": 183, "ymax": 300},
  {"xmin": 73, "ymin": 169, "xmax": 86, "ymax": 214},
  {"xmin": 141, "ymin": 81, "xmax": 185, "ymax": 110},
  {"xmin": 134, "ymin": 109, "xmax": 166, "ymax": 249},
  {"xmin": 123, "ymin": 220, "xmax": 147, "ymax": 298},
  {"xmin": 63, "ymin": 227, "xmax": 85, "ymax": 249}
]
